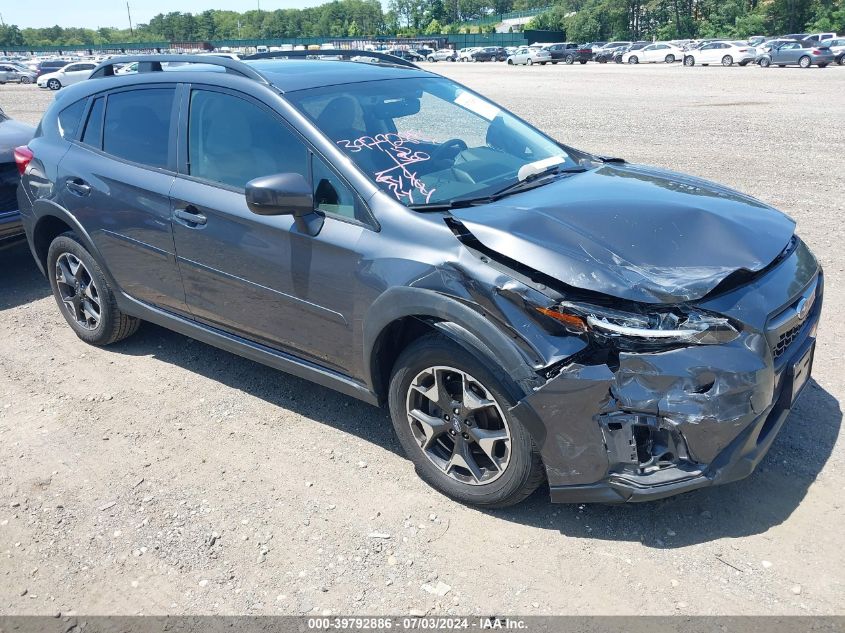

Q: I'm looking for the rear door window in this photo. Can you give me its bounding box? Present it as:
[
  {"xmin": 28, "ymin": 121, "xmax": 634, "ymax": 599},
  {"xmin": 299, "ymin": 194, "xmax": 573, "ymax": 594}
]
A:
[
  {"xmin": 102, "ymin": 88, "xmax": 174, "ymax": 169},
  {"xmin": 58, "ymin": 99, "xmax": 86, "ymax": 139}
]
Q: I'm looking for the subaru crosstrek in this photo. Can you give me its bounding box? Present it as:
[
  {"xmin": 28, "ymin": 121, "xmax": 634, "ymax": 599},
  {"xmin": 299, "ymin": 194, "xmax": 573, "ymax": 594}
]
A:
[{"xmin": 16, "ymin": 53, "xmax": 822, "ymax": 507}]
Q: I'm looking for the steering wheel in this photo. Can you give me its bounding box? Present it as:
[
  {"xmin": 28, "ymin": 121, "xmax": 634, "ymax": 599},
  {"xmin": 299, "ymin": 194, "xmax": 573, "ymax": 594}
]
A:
[{"xmin": 430, "ymin": 138, "xmax": 468, "ymax": 162}]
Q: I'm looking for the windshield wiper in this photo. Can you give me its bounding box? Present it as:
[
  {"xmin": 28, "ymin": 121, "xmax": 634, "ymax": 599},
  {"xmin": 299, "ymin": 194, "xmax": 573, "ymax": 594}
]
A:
[
  {"xmin": 407, "ymin": 165, "xmax": 588, "ymax": 212},
  {"xmin": 487, "ymin": 165, "xmax": 587, "ymax": 201}
]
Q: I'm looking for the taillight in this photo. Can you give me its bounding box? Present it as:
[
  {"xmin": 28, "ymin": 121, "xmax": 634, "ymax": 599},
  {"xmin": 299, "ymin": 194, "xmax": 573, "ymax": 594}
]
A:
[
  {"xmin": 739, "ymin": 48, "xmax": 748, "ymax": 52},
  {"xmin": 13, "ymin": 146, "xmax": 33, "ymax": 176},
  {"xmin": 812, "ymin": 49, "xmax": 822, "ymax": 55}
]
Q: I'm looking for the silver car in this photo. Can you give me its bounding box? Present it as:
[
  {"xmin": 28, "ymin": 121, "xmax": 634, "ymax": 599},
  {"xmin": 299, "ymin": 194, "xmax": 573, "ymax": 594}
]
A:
[{"xmin": 0, "ymin": 64, "xmax": 36, "ymax": 84}]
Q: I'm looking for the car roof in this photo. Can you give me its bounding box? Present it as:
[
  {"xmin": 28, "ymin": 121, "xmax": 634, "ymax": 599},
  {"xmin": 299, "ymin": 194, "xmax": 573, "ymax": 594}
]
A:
[{"xmin": 244, "ymin": 59, "xmax": 432, "ymax": 92}]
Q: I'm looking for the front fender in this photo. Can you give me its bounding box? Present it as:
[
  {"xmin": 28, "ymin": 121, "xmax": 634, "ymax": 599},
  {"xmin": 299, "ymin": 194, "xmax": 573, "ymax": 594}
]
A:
[{"xmin": 363, "ymin": 286, "xmax": 544, "ymax": 397}]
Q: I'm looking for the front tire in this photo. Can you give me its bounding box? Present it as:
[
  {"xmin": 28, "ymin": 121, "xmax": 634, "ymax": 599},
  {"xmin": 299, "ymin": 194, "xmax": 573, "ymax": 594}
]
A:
[
  {"xmin": 760, "ymin": 57, "xmax": 771, "ymax": 67},
  {"xmin": 47, "ymin": 233, "xmax": 140, "ymax": 346},
  {"xmin": 665, "ymin": 54, "xmax": 675, "ymax": 63},
  {"xmin": 628, "ymin": 56, "xmax": 639, "ymax": 64},
  {"xmin": 20, "ymin": 76, "xmax": 33, "ymax": 84},
  {"xmin": 47, "ymin": 78, "xmax": 61, "ymax": 90},
  {"xmin": 388, "ymin": 335, "xmax": 544, "ymax": 507},
  {"xmin": 527, "ymin": 58, "xmax": 533, "ymax": 66},
  {"xmin": 684, "ymin": 55, "xmax": 695, "ymax": 66}
]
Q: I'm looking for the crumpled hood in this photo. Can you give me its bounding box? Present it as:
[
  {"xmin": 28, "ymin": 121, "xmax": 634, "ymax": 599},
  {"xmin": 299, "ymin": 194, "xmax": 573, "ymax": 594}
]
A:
[{"xmin": 451, "ymin": 163, "xmax": 796, "ymax": 303}]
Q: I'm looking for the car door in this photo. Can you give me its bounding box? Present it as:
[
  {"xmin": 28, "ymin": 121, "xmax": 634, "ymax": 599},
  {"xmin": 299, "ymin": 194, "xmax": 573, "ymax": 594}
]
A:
[
  {"xmin": 698, "ymin": 43, "xmax": 716, "ymax": 63},
  {"xmin": 775, "ymin": 42, "xmax": 798, "ymax": 63},
  {"xmin": 0, "ymin": 65, "xmax": 13, "ymax": 82},
  {"xmin": 170, "ymin": 86, "xmax": 371, "ymax": 374},
  {"xmin": 63, "ymin": 63, "xmax": 96, "ymax": 85},
  {"xmin": 59, "ymin": 85, "xmax": 188, "ymax": 314}
]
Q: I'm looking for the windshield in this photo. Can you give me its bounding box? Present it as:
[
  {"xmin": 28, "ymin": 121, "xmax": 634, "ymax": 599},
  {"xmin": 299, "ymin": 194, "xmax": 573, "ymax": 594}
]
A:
[{"xmin": 286, "ymin": 77, "xmax": 575, "ymax": 207}]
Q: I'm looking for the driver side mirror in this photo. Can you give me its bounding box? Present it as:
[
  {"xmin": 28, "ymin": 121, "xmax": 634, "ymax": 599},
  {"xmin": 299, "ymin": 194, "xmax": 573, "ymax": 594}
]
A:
[{"xmin": 245, "ymin": 172, "xmax": 324, "ymax": 236}]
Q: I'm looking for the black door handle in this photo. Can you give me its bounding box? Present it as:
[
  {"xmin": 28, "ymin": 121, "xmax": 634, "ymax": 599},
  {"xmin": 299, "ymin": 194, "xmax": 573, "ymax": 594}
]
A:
[
  {"xmin": 66, "ymin": 178, "xmax": 91, "ymax": 196},
  {"xmin": 174, "ymin": 205, "xmax": 207, "ymax": 226}
]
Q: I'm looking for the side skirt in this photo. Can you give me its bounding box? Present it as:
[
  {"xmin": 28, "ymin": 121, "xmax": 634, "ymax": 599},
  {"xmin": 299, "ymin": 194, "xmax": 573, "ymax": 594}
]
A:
[{"xmin": 116, "ymin": 293, "xmax": 380, "ymax": 406}]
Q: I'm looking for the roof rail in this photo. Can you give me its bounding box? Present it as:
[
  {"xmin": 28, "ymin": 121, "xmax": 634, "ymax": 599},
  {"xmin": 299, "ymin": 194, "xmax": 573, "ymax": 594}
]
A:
[
  {"xmin": 242, "ymin": 49, "xmax": 420, "ymax": 70},
  {"xmin": 89, "ymin": 54, "xmax": 269, "ymax": 84}
]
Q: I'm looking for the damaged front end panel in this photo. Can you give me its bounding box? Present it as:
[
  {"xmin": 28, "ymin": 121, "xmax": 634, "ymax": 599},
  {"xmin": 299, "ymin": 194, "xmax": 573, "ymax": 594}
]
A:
[{"xmin": 498, "ymin": 236, "xmax": 823, "ymax": 503}]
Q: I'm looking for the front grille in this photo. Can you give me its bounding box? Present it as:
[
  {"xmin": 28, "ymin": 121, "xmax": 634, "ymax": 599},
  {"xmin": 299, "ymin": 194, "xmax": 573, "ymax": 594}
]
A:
[
  {"xmin": 773, "ymin": 323, "xmax": 803, "ymax": 359},
  {"xmin": 766, "ymin": 276, "xmax": 818, "ymax": 361}
]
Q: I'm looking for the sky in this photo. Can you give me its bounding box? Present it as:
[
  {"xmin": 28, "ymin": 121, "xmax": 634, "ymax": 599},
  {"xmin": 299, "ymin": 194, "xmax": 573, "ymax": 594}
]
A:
[{"xmin": 0, "ymin": 1, "xmax": 348, "ymax": 30}]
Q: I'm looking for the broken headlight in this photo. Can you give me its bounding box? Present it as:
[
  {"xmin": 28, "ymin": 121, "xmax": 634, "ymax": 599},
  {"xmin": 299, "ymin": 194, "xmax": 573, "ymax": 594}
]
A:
[{"xmin": 536, "ymin": 302, "xmax": 739, "ymax": 345}]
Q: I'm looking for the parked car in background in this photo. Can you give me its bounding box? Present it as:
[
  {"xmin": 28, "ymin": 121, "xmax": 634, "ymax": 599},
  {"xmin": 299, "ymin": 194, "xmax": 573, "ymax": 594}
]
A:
[
  {"xmin": 683, "ymin": 41, "xmax": 758, "ymax": 66},
  {"xmin": 37, "ymin": 62, "xmax": 97, "ymax": 90},
  {"xmin": 458, "ymin": 47, "xmax": 478, "ymax": 61},
  {"xmin": 470, "ymin": 47, "xmax": 506, "ymax": 62},
  {"xmin": 426, "ymin": 49, "xmax": 457, "ymax": 62},
  {"xmin": 803, "ymin": 32, "xmax": 836, "ymax": 42},
  {"xmin": 387, "ymin": 49, "xmax": 425, "ymax": 63},
  {"xmin": 507, "ymin": 46, "xmax": 552, "ymax": 65},
  {"xmin": 594, "ymin": 42, "xmax": 631, "ymax": 63},
  {"xmin": 622, "ymin": 42, "xmax": 684, "ymax": 64},
  {"xmin": 0, "ymin": 107, "xmax": 35, "ymax": 247},
  {"xmin": 543, "ymin": 42, "xmax": 575, "ymax": 63},
  {"xmin": 755, "ymin": 38, "xmax": 796, "ymax": 54},
  {"xmin": 820, "ymin": 37, "xmax": 845, "ymax": 64},
  {"xmin": 758, "ymin": 40, "xmax": 834, "ymax": 67},
  {"xmin": 614, "ymin": 42, "xmax": 649, "ymax": 63},
  {"xmin": 35, "ymin": 59, "xmax": 70, "ymax": 78},
  {"xmin": 0, "ymin": 64, "xmax": 37, "ymax": 84}
]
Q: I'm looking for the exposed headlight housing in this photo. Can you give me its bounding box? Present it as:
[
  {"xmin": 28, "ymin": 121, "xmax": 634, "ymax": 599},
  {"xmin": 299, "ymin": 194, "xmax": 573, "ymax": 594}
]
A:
[{"xmin": 536, "ymin": 301, "xmax": 739, "ymax": 346}]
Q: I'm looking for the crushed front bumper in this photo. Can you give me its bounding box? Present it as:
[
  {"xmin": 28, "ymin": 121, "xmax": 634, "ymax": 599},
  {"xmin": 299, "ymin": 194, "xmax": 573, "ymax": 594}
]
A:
[{"xmin": 510, "ymin": 244, "xmax": 823, "ymax": 504}]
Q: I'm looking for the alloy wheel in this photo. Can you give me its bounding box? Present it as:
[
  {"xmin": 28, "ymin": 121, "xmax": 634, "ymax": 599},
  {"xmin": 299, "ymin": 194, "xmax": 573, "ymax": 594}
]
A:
[
  {"xmin": 406, "ymin": 366, "xmax": 511, "ymax": 486},
  {"xmin": 55, "ymin": 252, "xmax": 101, "ymax": 330},
  {"xmin": 799, "ymin": 56, "xmax": 811, "ymax": 68},
  {"xmin": 48, "ymin": 79, "xmax": 60, "ymax": 90}
]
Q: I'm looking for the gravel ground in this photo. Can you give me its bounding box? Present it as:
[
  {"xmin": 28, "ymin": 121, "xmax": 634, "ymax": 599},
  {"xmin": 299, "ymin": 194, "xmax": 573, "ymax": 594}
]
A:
[{"xmin": 1, "ymin": 63, "xmax": 843, "ymax": 617}]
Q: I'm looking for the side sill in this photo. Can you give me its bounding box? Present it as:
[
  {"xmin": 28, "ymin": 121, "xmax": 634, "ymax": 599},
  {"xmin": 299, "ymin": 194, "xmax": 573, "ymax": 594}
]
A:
[{"xmin": 116, "ymin": 292, "xmax": 380, "ymax": 406}]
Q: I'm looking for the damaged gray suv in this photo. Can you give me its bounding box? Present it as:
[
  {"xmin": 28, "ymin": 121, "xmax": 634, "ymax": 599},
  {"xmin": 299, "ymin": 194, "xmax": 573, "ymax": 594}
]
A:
[{"xmin": 16, "ymin": 53, "xmax": 822, "ymax": 506}]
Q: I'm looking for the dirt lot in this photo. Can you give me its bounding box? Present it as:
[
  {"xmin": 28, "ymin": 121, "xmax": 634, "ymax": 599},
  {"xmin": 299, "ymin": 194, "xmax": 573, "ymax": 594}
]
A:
[{"xmin": 1, "ymin": 63, "xmax": 843, "ymax": 616}]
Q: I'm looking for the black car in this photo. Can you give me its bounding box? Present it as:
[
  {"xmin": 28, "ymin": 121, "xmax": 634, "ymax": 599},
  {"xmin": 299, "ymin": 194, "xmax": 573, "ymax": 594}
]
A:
[
  {"xmin": 17, "ymin": 53, "xmax": 822, "ymax": 507},
  {"xmin": 594, "ymin": 42, "xmax": 631, "ymax": 63},
  {"xmin": 471, "ymin": 47, "xmax": 506, "ymax": 62},
  {"xmin": 614, "ymin": 41, "xmax": 650, "ymax": 63},
  {"xmin": 0, "ymin": 107, "xmax": 35, "ymax": 247},
  {"xmin": 35, "ymin": 59, "xmax": 70, "ymax": 79}
]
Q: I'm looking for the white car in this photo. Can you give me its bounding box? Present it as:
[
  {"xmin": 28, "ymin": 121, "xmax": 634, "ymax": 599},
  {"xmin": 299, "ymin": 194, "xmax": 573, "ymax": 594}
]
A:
[
  {"xmin": 683, "ymin": 40, "xmax": 758, "ymax": 66},
  {"xmin": 458, "ymin": 48, "xmax": 478, "ymax": 62},
  {"xmin": 506, "ymin": 46, "xmax": 552, "ymax": 66},
  {"xmin": 37, "ymin": 61, "xmax": 97, "ymax": 90},
  {"xmin": 820, "ymin": 37, "xmax": 845, "ymax": 64},
  {"xmin": 622, "ymin": 42, "xmax": 684, "ymax": 64}
]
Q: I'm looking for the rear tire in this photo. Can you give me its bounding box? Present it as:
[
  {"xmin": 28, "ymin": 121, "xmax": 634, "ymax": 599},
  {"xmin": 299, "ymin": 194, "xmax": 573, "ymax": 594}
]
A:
[
  {"xmin": 47, "ymin": 233, "xmax": 140, "ymax": 346},
  {"xmin": 722, "ymin": 55, "xmax": 733, "ymax": 66},
  {"xmin": 738, "ymin": 60, "xmax": 749, "ymax": 66},
  {"xmin": 799, "ymin": 55, "xmax": 811, "ymax": 68},
  {"xmin": 818, "ymin": 62, "xmax": 828, "ymax": 68},
  {"xmin": 388, "ymin": 335, "xmax": 545, "ymax": 508},
  {"xmin": 565, "ymin": 54, "xmax": 575, "ymax": 65},
  {"xmin": 579, "ymin": 60, "xmax": 587, "ymax": 64}
]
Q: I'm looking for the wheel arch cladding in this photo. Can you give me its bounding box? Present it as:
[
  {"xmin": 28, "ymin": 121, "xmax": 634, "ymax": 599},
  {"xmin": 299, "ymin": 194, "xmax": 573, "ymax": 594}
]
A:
[
  {"xmin": 32, "ymin": 200, "xmax": 115, "ymax": 289},
  {"xmin": 364, "ymin": 286, "xmax": 542, "ymax": 404}
]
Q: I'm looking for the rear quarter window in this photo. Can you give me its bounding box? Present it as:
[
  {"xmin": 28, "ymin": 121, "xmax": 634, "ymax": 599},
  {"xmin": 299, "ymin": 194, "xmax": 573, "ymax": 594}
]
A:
[{"xmin": 57, "ymin": 100, "xmax": 86, "ymax": 140}]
